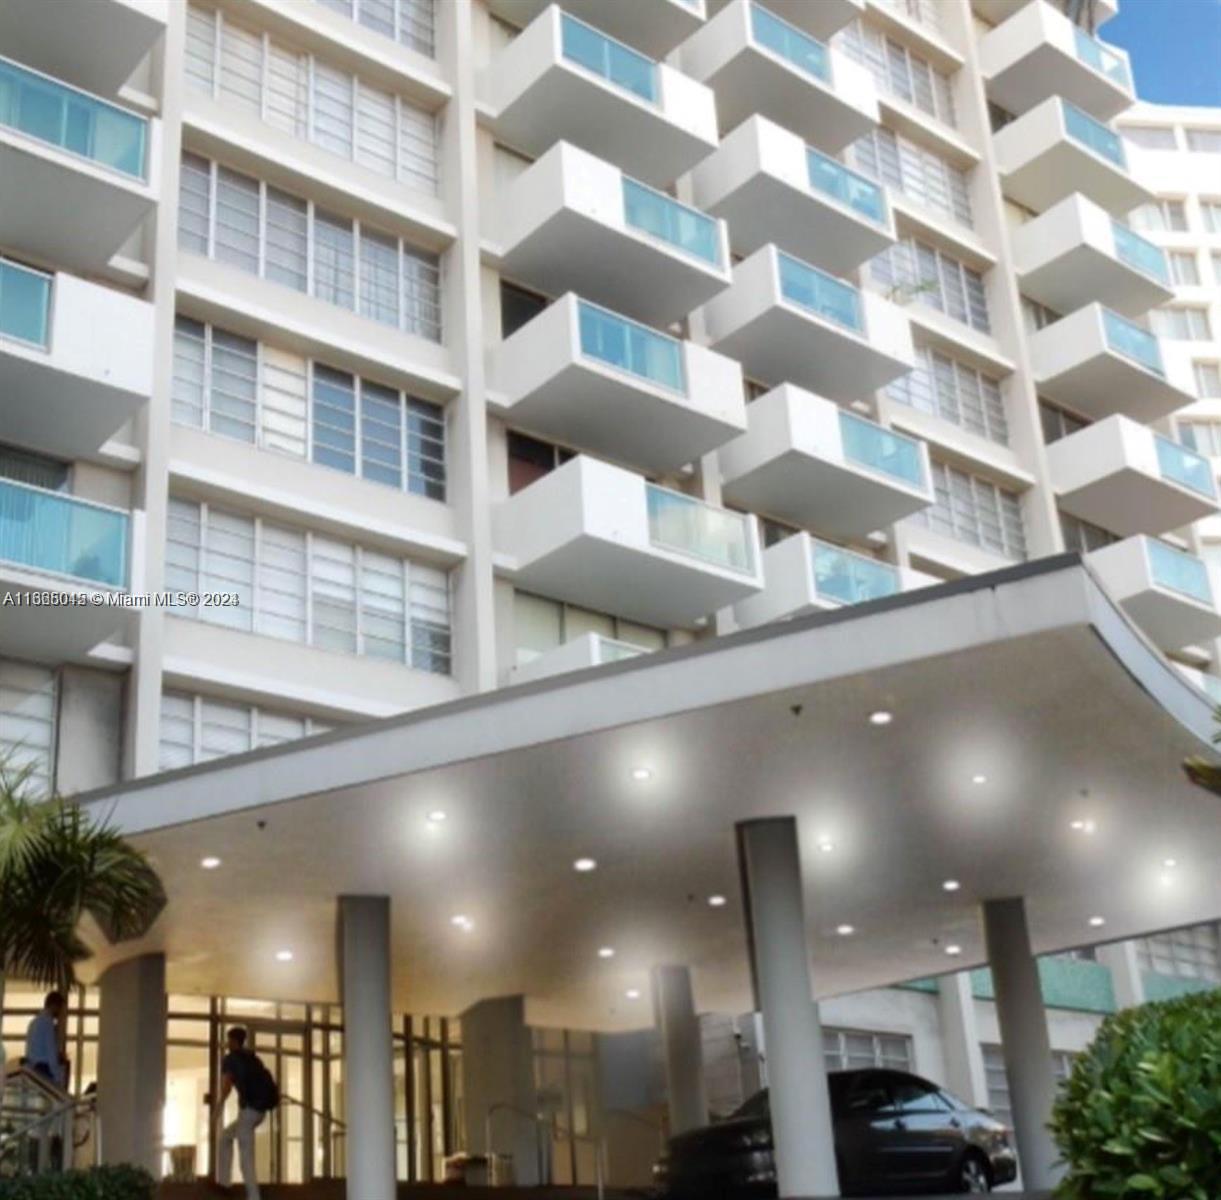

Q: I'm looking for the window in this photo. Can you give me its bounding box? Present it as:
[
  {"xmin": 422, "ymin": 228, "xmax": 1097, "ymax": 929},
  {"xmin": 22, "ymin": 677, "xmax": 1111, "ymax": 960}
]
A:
[
  {"xmin": 1192, "ymin": 363, "xmax": 1221, "ymax": 400},
  {"xmin": 0, "ymin": 444, "xmax": 69, "ymax": 491},
  {"xmin": 836, "ymin": 20, "xmax": 956, "ymax": 127},
  {"xmin": 159, "ymin": 690, "xmax": 332, "ymax": 770},
  {"xmin": 1150, "ymin": 306, "xmax": 1212, "ymax": 341},
  {"xmin": 513, "ymin": 590, "xmax": 666, "ymax": 666},
  {"xmin": 823, "ymin": 1029, "xmax": 913, "ymax": 1073},
  {"xmin": 1040, "ymin": 400, "xmax": 1088, "ymax": 444},
  {"xmin": 982, "ymin": 1045, "xmax": 1075, "ymax": 1126},
  {"xmin": 1199, "ymin": 200, "xmax": 1221, "ymax": 233},
  {"xmin": 177, "ymin": 154, "xmax": 442, "ymax": 340},
  {"xmin": 852, "ymin": 127, "xmax": 972, "ymax": 227},
  {"xmin": 871, "ymin": 240, "xmax": 990, "ymax": 333},
  {"xmin": 1180, "ymin": 418, "xmax": 1221, "ymax": 454},
  {"xmin": 918, "ymin": 461, "xmax": 1027, "ymax": 560},
  {"xmin": 887, "ymin": 345, "xmax": 1008, "ymax": 445},
  {"xmin": 1130, "ymin": 199, "xmax": 1187, "ymax": 233},
  {"xmin": 1168, "ymin": 251, "xmax": 1200, "ymax": 286},
  {"xmin": 172, "ymin": 317, "xmax": 446, "ymax": 499},
  {"xmin": 1136, "ymin": 924, "xmax": 1220, "ymax": 983},
  {"xmin": 315, "ymin": 0, "xmax": 435, "ymax": 57},
  {"xmin": 1212, "ymin": 252, "xmax": 1221, "ymax": 284},
  {"xmin": 0, "ymin": 659, "xmax": 56, "ymax": 796},
  {"xmin": 1186, "ymin": 129, "xmax": 1221, "ymax": 153},
  {"xmin": 500, "ymin": 282, "xmax": 548, "ymax": 339},
  {"xmin": 1061, "ymin": 512, "xmax": 1118, "ymax": 553},
  {"xmin": 1022, "ymin": 296, "xmax": 1062, "ymax": 334},
  {"xmin": 1124, "ymin": 125, "xmax": 1177, "ymax": 150},
  {"xmin": 166, "ymin": 497, "xmax": 452, "ymax": 673},
  {"xmin": 507, "ymin": 431, "xmax": 573, "ymax": 494}
]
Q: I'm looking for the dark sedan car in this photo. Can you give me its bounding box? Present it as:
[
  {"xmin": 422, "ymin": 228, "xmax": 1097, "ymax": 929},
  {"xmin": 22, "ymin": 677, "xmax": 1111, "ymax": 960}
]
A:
[{"xmin": 653, "ymin": 1069, "xmax": 1017, "ymax": 1197}]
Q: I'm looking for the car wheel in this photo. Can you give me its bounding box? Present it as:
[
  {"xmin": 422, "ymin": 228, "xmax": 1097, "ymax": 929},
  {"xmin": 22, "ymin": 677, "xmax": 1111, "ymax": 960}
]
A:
[{"xmin": 956, "ymin": 1151, "xmax": 991, "ymax": 1193}]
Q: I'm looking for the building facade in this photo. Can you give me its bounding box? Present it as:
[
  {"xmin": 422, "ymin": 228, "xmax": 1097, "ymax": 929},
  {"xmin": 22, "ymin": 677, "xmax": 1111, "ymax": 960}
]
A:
[{"xmin": 1, "ymin": 0, "xmax": 1220, "ymax": 1191}]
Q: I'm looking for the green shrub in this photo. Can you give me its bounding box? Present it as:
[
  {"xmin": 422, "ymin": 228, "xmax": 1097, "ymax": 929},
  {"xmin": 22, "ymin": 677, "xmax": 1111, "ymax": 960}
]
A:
[
  {"xmin": 1050, "ymin": 989, "xmax": 1221, "ymax": 1199},
  {"xmin": 0, "ymin": 1164, "xmax": 155, "ymax": 1200}
]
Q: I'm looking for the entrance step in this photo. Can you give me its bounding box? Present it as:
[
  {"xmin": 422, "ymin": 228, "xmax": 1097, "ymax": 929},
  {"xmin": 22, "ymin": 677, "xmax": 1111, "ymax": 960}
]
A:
[{"xmin": 159, "ymin": 1183, "xmax": 650, "ymax": 1200}]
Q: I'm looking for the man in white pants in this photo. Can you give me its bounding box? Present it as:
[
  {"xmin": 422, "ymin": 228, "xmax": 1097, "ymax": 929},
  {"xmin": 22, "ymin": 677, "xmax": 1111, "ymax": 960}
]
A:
[{"xmin": 214, "ymin": 1026, "xmax": 275, "ymax": 1199}]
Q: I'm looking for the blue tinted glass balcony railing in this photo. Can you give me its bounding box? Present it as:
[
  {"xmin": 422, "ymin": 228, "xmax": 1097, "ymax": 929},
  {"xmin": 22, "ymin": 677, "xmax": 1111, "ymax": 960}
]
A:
[
  {"xmin": 0, "ymin": 478, "xmax": 128, "ymax": 588},
  {"xmin": 806, "ymin": 146, "xmax": 887, "ymax": 225},
  {"xmin": 1111, "ymin": 222, "xmax": 1170, "ymax": 285},
  {"xmin": 1102, "ymin": 308, "xmax": 1164, "ymax": 377},
  {"xmin": 560, "ymin": 13, "xmax": 658, "ymax": 104},
  {"xmin": 1062, "ymin": 100, "xmax": 1125, "ymax": 168},
  {"xmin": 1155, "ymin": 435, "xmax": 1217, "ymax": 499},
  {"xmin": 622, "ymin": 178, "xmax": 722, "ymax": 266},
  {"xmin": 0, "ymin": 259, "xmax": 52, "ymax": 348},
  {"xmin": 838, "ymin": 411, "xmax": 926, "ymax": 489},
  {"xmin": 749, "ymin": 4, "xmax": 831, "ymax": 83},
  {"xmin": 578, "ymin": 301, "xmax": 686, "ymax": 393},
  {"xmin": 1146, "ymin": 538, "xmax": 1212, "ymax": 605},
  {"xmin": 777, "ymin": 252, "xmax": 863, "ymax": 333},
  {"xmin": 0, "ymin": 55, "xmax": 148, "ymax": 180},
  {"xmin": 811, "ymin": 539, "xmax": 901, "ymax": 606},
  {"xmin": 1072, "ymin": 27, "xmax": 1132, "ymax": 91},
  {"xmin": 646, "ymin": 484, "xmax": 755, "ymax": 575},
  {"xmin": 595, "ymin": 636, "xmax": 647, "ymax": 664}
]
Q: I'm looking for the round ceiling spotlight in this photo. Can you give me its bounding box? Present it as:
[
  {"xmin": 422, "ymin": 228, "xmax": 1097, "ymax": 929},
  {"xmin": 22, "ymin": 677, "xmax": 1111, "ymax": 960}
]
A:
[{"xmin": 868, "ymin": 710, "xmax": 893, "ymax": 727}]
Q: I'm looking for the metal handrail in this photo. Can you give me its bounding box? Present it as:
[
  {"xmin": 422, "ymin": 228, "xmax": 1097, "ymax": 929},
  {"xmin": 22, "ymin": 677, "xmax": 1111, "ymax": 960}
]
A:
[
  {"xmin": 553, "ymin": 1128, "xmax": 608, "ymax": 1200},
  {"xmin": 279, "ymin": 1093, "xmax": 346, "ymax": 1133},
  {"xmin": 484, "ymin": 1102, "xmax": 547, "ymax": 1185},
  {"xmin": 0, "ymin": 1092, "xmax": 99, "ymax": 1174}
]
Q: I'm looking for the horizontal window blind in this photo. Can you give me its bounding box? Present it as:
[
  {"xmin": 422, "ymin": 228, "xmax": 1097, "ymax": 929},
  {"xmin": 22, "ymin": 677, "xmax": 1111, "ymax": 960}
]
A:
[
  {"xmin": 917, "ymin": 460, "xmax": 1027, "ymax": 560},
  {"xmin": 0, "ymin": 659, "xmax": 56, "ymax": 796},
  {"xmin": 852, "ymin": 126, "xmax": 972, "ymax": 227},
  {"xmin": 887, "ymin": 345, "xmax": 1008, "ymax": 445},
  {"xmin": 871, "ymin": 238, "xmax": 990, "ymax": 333}
]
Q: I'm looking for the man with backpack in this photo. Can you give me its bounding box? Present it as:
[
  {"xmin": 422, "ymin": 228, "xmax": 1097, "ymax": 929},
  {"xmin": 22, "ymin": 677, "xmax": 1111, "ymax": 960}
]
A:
[{"xmin": 213, "ymin": 1025, "xmax": 279, "ymax": 1199}]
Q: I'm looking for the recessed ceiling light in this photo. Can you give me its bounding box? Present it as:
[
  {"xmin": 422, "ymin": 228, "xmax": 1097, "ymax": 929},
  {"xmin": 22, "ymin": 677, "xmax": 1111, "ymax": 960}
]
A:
[
  {"xmin": 275, "ymin": 950, "xmax": 294, "ymax": 962},
  {"xmin": 573, "ymin": 857, "xmax": 598, "ymax": 873},
  {"xmin": 816, "ymin": 838, "xmax": 835, "ymax": 853},
  {"xmin": 708, "ymin": 894, "xmax": 727, "ymax": 908},
  {"xmin": 1089, "ymin": 916, "xmax": 1106, "ymax": 928},
  {"xmin": 836, "ymin": 924, "xmax": 855, "ymax": 936},
  {"xmin": 200, "ymin": 856, "xmax": 222, "ymax": 870},
  {"xmin": 971, "ymin": 774, "xmax": 987, "ymax": 785},
  {"xmin": 427, "ymin": 810, "xmax": 448, "ymax": 824},
  {"xmin": 1163, "ymin": 858, "xmax": 1178, "ymax": 869},
  {"xmin": 943, "ymin": 880, "xmax": 961, "ymax": 892},
  {"xmin": 451, "ymin": 914, "xmax": 473, "ymax": 931},
  {"xmin": 625, "ymin": 988, "xmax": 642, "ymax": 1000},
  {"xmin": 868, "ymin": 710, "xmax": 893, "ymax": 726},
  {"xmin": 598, "ymin": 946, "xmax": 616, "ymax": 959},
  {"xmin": 1070, "ymin": 819, "xmax": 1096, "ymax": 834},
  {"xmin": 631, "ymin": 766, "xmax": 653, "ymax": 782},
  {"xmin": 945, "ymin": 944, "xmax": 963, "ymax": 957}
]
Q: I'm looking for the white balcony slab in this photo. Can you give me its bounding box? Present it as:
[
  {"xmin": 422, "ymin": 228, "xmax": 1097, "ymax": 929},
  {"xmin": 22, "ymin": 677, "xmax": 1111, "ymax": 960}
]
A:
[
  {"xmin": 980, "ymin": 1, "xmax": 1134, "ymax": 121},
  {"xmin": 1030, "ymin": 303, "xmax": 1196, "ymax": 425},
  {"xmin": 690, "ymin": 115, "xmax": 894, "ymax": 274},
  {"xmin": 719, "ymin": 385, "xmax": 931, "ymax": 537},
  {"xmin": 494, "ymin": 455, "xmax": 763, "ymax": 629},
  {"xmin": 700, "ymin": 245, "xmax": 915, "ymax": 402},
  {"xmin": 0, "ymin": 565, "xmax": 131, "ymax": 661},
  {"xmin": 499, "ymin": 142, "xmax": 730, "ymax": 325},
  {"xmin": 490, "ymin": 294, "xmax": 746, "ymax": 474},
  {"xmin": 973, "ymin": 0, "xmax": 1117, "ymax": 26},
  {"xmin": 706, "ymin": 0, "xmax": 864, "ymax": 40},
  {"xmin": 1012, "ymin": 194, "xmax": 1173, "ymax": 318},
  {"xmin": 483, "ymin": 6, "xmax": 719, "ymax": 187},
  {"xmin": 487, "ymin": 0, "xmax": 706, "ymax": 57},
  {"xmin": 681, "ymin": 0, "xmax": 878, "ymax": 151},
  {"xmin": 509, "ymin": 632, "xmax": 649, "ymax": 684},
  {"xmin": 1048, "ymin": 416, "xmax": 1220, "ymax": 537}
]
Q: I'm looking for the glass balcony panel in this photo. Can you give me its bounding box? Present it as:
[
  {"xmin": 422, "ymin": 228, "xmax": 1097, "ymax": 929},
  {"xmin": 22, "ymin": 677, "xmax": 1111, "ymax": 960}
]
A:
[
  {"xmin": 646, "ymin": 484, "xmax": 755, "ymax": 574},
  {"xmin": 811, "ymin": 540, "xmax": 901, "ymax": 605},
  {"xmin": 0, "ymin": 55, "xmax": 147, "ymax": 180},
  {"xmin": 1155, "ymin": 435, "xmax": 1216, "ymax": 499},
  {"xmin": 578, "ymin": 301, "xmax": 686, "ymax": 393},
  {"xmin": 1146, "ymin": 538, "xmax": 1212, "ymax": 604},
  {"xmin": 560, "ymin": 13, "xmax": 658, "ymax": 103},
  {"xmin": 622, "ymin": 178, "xmax": 722, "ymax": 266},
  {"xmin": 0, "ymin": 478, "xmax": 128, "ymax": 587},
  {"xmin": 749, "ymin": 4, "xmax": 831, "ymax": 83},
  {"xmin": 806, "ymin": 146, "xmax": 887, "ymax": 225},
  {"xmin": 838, "ymin": 411, "xmax": 925, "ymax": 488},
  {"xmin": 1062, "ymin": 100, "xmax": 1125, "ymax": 168},
  {"xmin": 1102, "ymin": 308, "xmax": 1164, "ymax": 377},
  {"xmin": 596, "ymin": 637, "xmax": 647, "ymax": 664},
  {"xmin": 777, "ymin": 252, "xmax": 862, "ymax": 332},
  {"xmin": 1072, "ymin": 27, "xmax": 1131, "ymax": 90},
  {"xmin": 0, "ymin": 259, "xmax": 52, "ymax": 348},
  {"xmin": 1111, "ymin": 222, "xmax": 1169, "ymax": 285}
]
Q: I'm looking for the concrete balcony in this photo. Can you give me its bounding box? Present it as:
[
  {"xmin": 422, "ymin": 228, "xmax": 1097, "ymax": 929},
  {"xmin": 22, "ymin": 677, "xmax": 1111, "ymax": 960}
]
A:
[
  {"xmin": 705, "ymin": 0, "xmax": 864, "ymax": 40},
  {"xmin": 1088, "ymin": 536, "xmax": 1221, "ymax": 651},
  {"xmin": 484, "ymin": 6, "xmax": 718, "ymax": 187},
  {"xmin": 510, "ymin": 632, "xmax": 650, "ymax": 684},
  {"xmin": 690, "ymin": 115, "xmax": 894, "ymax": 275},
  {"xmin": 1048, "ymin": 416, "xmax": 1220, "ymax": 538},
  {"xmin": 993, "ymin": 97, "xmax": 1151, "ymax": 216},
  {"xmin": 0, "ymin": 54, "xmax": 159, "ymax": 272},
  {"xmin": 490, "ymin": 294, "xmax": 746, "ymax": 473},
  {"xmin": 974, "ymin": 0, "xmax": 1118, "ymax": 26},
  {"xmin": 719, "ymin": 385, "xmax": 932, "ymax": 537},
  {"xmin": 734, "ymin": 531, "xmax": 927, "ymax": 628},
  {"xmin": 681, "ymin": 1, "xmax": 878, "ymax": 151},
  {"xmin": 1012, "ymin": 195, "xmax": 1173, "ymax": 318},
  {"xmin": 979, "ymin": 1, "xmax": 1134, "ymax": 122},
  {"xmin": 701, "ymin": 244, "xmax": 915, "ymax": 401},
  {"xmin": 499, "ymin": 142, "xmax": 730, "ymax": 326},
  {"xmin": 1030, "ymin": 304, "xmax": 1196, "ymax": 424},
  {"xmin": 0, "ymin": 0, "xmax": 165, "ymax": 97},
  {"xmin": 494, "ymin": 455, "xmax": 763, "ymax": 628},
  {"xmin": 487, "ymin": 0, "xmax": 706, "ymax": 57},
  {"xmin": 0, "ymin": 260, "xmax": 153, "ymax": 457}
]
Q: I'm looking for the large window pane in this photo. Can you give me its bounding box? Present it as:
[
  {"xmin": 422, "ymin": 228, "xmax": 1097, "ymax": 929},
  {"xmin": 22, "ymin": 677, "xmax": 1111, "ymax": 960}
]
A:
[
  {"xmin": 266, "ymin": 187, "xmax": 308, "ymax": 292},
  {"xmin": 313, "ymin": 366, "xmax": 356, "ymax": 474},
  {"xmin": 314, "ymin": 212, "xmax": 355, "ymax": 309}
]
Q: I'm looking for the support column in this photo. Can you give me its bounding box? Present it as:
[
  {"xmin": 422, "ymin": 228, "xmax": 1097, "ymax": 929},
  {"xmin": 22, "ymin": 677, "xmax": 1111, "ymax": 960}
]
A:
[
  {"xmin": 937, "ymin": 972, "xmax": 989, "ymax": 1108},
  {"xmin": 1097, "ymin": 940, "xmax": 1146, "ymax": 1010},
  {"xmin": 338, "ymin": 896, "xmax": 396, "ymax": 1200},
  {"xmin": 981, "ymin": 898, "xmax": 1062, "ymax": 1191},
  {"xmin": 650, "ymin": 965, "xmax": 709, "ymax": 1136},
  {"xmin": 737, "ymin": 818, "xmax": 839, "ymax": 1199},
  {"xmin": 98, "ymin": 954, "xmax": 166, "ymax": 1174}
]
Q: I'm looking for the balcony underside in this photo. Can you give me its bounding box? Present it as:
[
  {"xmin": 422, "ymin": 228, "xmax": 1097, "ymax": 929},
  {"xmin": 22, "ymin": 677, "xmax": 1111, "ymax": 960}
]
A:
[
  {"xmin": 999, "ymin": 140, "xmax": 1150, "ymax": 216},
  {"xmin": 0, "ymin": 566, "xmax": 127, "ymax": 660},
  {"xmin": 487, "ymin": 0, "xmax": 703, "ymax": 56},
  {"xmin": 985, "ymin": 45, "xmax": 1132, "ymax": 123},
  {"xmin": 1036, "ymin": 355, "xmax": 1191, "ymax": 425},
  {"xmin": 707, "ymin": 0, "xmax": 864, "ymax": 39},
  {"xmin": 1059, "ymin": 471, "xmax": 1219, "ymax": 539},
  {"xmin": 1117, "ymin": 589, "xmax": 1221, "ymax": 652},
  {"xmin": 1018, "ymin": 244, "xmax": 1173, "ymax": 319}
]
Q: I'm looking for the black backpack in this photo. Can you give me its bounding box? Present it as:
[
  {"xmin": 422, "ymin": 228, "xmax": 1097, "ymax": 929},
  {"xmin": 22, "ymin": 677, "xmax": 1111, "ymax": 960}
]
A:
[{"xmin": 244, "ymin": 1052, "xmax": 280, "ymax": 1112}]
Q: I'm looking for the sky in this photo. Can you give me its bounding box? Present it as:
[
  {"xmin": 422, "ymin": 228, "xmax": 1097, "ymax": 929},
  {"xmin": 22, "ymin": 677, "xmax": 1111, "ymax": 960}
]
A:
[{"xmin": 1103, "ymin": 0, "xmax": 1221, "ymax": 107}]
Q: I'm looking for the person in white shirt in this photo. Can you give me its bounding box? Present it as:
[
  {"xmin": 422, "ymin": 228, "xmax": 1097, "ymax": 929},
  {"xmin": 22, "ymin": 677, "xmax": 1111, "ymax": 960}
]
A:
[{"xmin": 24, "ymin": 992, "xmax": 66, "ymax": 1090}]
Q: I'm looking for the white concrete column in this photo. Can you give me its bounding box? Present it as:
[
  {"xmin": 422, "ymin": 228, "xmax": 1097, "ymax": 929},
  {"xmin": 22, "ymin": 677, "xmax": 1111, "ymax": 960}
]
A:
[
  {"xmin": 98, "ymin": 954, "xmax": 166, "ymax": 1174},
  {"xmin": 650, "ymin": 965, "xmax": 709, "ymax": 1136},
  {"xmin": 937, "ymin": 972, "xmax": 989, "ymax": 1108},
  {"xmin": 736, "ymin": 817, "xmax": 839, "ymax": 1199},
  {"xmin": 338, "ymin": 896, "xmax": 396, "ymax": 1200},
  {"xmin": 981, "ymin": 898, "xmax": 1063, "ymax": 1190},
  {"xmin": 1097, "ymin": 940, "xmax": 1146, "ymax": 1010}
]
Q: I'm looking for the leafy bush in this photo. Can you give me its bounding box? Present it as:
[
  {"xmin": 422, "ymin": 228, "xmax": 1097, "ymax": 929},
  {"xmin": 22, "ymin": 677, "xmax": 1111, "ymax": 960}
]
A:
[
  {"xmin": 1050, "ymin": 989, "xmax": 1221, "ymax": 1199},
  {"xmin": 0, "ymin": 1165, "xmax": 155, "ymax": 1200}
]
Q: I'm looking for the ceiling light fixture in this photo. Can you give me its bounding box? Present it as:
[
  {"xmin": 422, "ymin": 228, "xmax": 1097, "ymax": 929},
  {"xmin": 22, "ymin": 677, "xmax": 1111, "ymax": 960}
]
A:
[
  {"xmin": 836, "ymin": 924, "xmax": 855, "ymax": 936},
  {"xmin": 598, "ymin": 946, "xmax": 616, "ymax": 959},
  {"xmin": 573, "ymin": 857, "xmax": 598, "ymax": 873},
  {"xmin": 451, "ymin": 915, "xmax": 473, "ymax": 931},
  {"xmin": 971, "ymin": 774, "xmax": 987, "ymax": 785},
  {"xmin": 708, "ymin": 894, "xmax": 727, "ymax": 908},
  {"xmin": 817, "ymin": 838, "xmax": 835, "ymax": 853},
  {"xmin": 275, "ymin": 950, "xmax": 294, "ymax": 963},
  {"xmin": 945, "ymin": 944, "xmax": 963, "ymax": 957},
  {"xmin": 200, "ymin": 856, "xmax": 222, "ymax": 870},
  {"xmin": 1089, "ymin": 916, "xmax": 1106, "ymax": 928},
  {"xmin": 625, "ymin": 989, "xmax": 642, "ymax": 1000},
  {"xmin": 1163, "ymin": 858, "xmax": 1178, "ymax": 869},
  {"xmin": 427, "ymin": 810, "xmax": 448, "ymax": 825},
  {"xmin": 631, "ymin": 766, "xmax": 653, "ymax": 782},
  {"xmin": 1070, "ymin": 819, "xmax": 1096, "ymax": 834},
  {"xmin": 868, "ymin": 710, "xmax": 893, "ymax": 726},
  {"xmin": 943, "ymin": 880, "xmax": 961, "ymax": 892}
]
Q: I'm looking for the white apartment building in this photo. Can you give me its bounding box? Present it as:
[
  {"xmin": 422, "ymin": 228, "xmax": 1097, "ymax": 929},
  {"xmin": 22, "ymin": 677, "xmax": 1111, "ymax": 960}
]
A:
[{"xmin": 2, "ymin": 0, "xmax": 1220, "ymax": 1196}]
